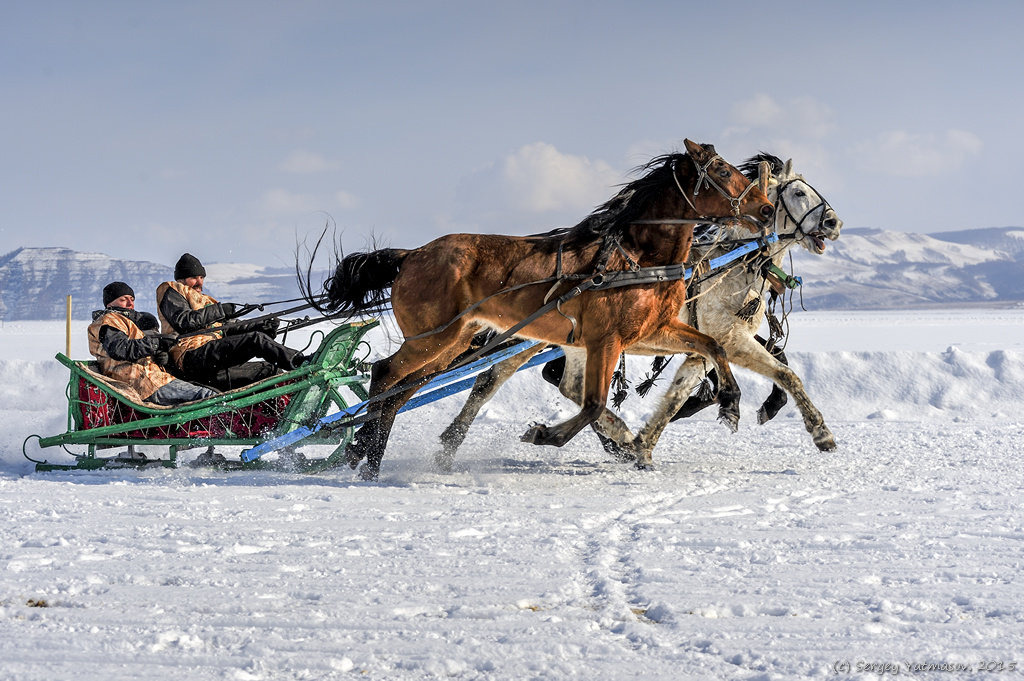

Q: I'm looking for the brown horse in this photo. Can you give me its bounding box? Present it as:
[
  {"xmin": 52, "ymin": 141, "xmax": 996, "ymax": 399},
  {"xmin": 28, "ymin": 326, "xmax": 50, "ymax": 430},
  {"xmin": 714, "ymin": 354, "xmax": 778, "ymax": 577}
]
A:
[{"xmin": 310, "ymin": 140, "xmax": 774, "ymax": 480}]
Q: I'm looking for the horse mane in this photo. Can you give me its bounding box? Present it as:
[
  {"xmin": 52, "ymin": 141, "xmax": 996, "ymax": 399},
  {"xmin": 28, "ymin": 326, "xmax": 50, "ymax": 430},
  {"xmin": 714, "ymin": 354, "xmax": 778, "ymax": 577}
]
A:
[
  {"xmin": 546, "ymin": 151, "xmax": 693, "ymax": 250},
  {"xmin": 738, "ymin": 152, "xmax": 785, "ymax": 181}
]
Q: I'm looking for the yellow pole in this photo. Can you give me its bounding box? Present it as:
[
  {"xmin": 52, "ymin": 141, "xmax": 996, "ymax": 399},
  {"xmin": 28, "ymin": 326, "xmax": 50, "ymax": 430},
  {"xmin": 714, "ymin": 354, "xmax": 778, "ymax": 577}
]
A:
[{"xmin": 66, "ymin": 294, "xmax": 72, "ymax": 357}]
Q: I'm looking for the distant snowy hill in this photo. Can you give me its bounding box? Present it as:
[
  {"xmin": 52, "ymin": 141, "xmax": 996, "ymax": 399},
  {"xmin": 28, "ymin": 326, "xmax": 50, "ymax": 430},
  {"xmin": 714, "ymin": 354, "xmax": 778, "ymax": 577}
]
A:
[
  {"xmin": 0, "ymin": 247, "xmax": 300, "ymax": 320},
  {"xmin": 785, "ymin": 226, "xmax": 1024, "ymax": 309},
  {"xmin": 3, "ymin": 227, "xmax": 1024, "ymax": 318}
]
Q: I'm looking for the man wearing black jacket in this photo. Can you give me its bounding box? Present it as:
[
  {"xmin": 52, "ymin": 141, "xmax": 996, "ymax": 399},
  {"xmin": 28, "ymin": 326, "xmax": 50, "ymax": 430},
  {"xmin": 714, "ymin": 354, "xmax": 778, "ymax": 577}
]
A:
[
  {"xmin": 88, "ymin": 281, "xmax": 217, "ymax": 405},
  {"xmin": 156, "ymin": 253, "xmax": 305, "ymax": 391}
]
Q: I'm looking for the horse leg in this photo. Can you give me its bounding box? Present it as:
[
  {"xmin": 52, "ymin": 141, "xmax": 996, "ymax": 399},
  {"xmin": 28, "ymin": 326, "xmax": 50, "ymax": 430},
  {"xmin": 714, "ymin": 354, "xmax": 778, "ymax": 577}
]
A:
[
  {"xmin": 619, "ymin": 319, "xmax": 746, "ymax": 468},
  {"xmin": 347, "ymin": 329, "xmax": 478, "ymax": 480},
  {"xmin": 667, "ymin": 335, "xmax": 789, "ymax": 424},
  {"xmin": 521, "ymin": 340, "xmax": 620, "ymax": 448},
  {"xmin": 669, "ymin": 365, "xmax": 719, "ymax": 422},
  {"xmin": 352, "ymin": 388, "xmax": 406, "ymax": 481},
  {"xmin": 344, "ymin": 354, "xmax": 417, "ymax": 480},
  {"xmin": 433, "ymin": 346, "xmax": 542, "ymax": 472},
  {"xmin": 591, "ymin": 419, "xmax": 639, "ymax": 463},
  {"xmin": 721, "ymin": 333, "xmax": 836, "ymax": 451},
  {"xmin": 632, "ymin": 356, "xmax": 709, "ymax": 467},
  {"xmin": 551, "ymin": 349, "xmax": 637, "ymax": 462},
  {"xmin": 345, "ymin": 357, "xmax": 392, "ymax": 469},
  {"xmin": 642, "ymin": 319, "xmax": 742, "ymax": 433},
  {"xmin": 753, "ymin": 334, "xmax": 789, "ymax": 424}
]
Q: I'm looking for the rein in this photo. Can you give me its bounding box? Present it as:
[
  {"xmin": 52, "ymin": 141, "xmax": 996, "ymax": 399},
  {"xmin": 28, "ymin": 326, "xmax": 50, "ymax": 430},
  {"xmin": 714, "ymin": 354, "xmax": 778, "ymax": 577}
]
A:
[{"xmin": 172, "ymin": 297, "xmax": 330, "ymax": 341}]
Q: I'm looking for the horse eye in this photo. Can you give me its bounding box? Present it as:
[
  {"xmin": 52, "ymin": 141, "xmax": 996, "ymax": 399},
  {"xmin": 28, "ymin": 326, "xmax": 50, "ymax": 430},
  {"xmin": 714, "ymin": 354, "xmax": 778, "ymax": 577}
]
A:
[{"xmin": 795, "ymin": 190, "xmax": 806, "ymax": 197}]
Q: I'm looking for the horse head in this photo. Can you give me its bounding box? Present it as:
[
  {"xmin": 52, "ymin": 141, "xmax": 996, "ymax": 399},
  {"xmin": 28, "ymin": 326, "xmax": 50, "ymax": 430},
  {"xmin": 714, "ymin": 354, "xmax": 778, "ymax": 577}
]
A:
[
  {"xmin": 568, "ymin": 142, "xmax": 774, "ymax": 249},
  {"xmin": 741, "ymin": 154, "xmax": 842, "ymax": 254},
  {"xmin": 682, "ymin": 139, "xmax": 774, "ymax": 232}
]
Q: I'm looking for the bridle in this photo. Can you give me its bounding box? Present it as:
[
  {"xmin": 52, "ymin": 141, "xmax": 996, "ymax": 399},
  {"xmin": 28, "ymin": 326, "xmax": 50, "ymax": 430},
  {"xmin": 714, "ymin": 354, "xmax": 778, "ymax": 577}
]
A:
[
  {"xmin": 774, "ymin": 177, "xmax": 834, "ymax": 239},
  {"xmin": 672, "ymin": 154, "xmax": 765, "ymax": 220}
]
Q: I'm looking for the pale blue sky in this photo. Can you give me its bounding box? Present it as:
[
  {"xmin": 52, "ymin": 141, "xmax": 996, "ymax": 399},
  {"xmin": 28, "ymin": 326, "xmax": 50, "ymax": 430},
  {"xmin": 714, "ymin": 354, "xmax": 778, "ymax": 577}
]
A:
[{"xmin": 2, "ymin": 0, "xmax": 1021, "ymax": 268}]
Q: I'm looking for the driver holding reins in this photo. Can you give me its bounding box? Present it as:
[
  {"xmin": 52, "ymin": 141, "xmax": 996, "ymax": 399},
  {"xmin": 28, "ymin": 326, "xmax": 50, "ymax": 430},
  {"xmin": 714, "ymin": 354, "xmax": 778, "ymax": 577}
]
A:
[{"xmin": 157, "ymin": 253, "xmax": 306, "ymax": 391}]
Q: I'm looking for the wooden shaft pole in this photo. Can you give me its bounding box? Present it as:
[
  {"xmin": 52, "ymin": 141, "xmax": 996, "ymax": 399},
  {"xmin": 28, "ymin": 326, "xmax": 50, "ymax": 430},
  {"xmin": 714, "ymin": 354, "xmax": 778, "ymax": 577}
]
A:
[{"xmin": 66, "ymin": 294, "xmax": 72, "ymax": 357}]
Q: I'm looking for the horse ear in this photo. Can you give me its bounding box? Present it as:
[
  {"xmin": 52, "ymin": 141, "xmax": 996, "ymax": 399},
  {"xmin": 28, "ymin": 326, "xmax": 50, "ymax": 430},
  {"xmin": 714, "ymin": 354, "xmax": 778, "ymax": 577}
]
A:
[
  {"xmin": 684, "ymin": 139, "xmax": 711, "ymax": 162},
  {"xmin": 784, "ymin": 159, "xmax": 794, "ymax": 176}
]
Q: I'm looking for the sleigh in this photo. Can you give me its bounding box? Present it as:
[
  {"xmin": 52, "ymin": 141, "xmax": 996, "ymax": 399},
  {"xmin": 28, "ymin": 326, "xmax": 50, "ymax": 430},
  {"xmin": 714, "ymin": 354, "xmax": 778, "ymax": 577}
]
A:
[
  {"xmin": 24, "ymin": 318, "xmax": 564, "ymax": 473},
  {"xmin": 24, "ymin": 321, "xmax": 379, "ymax": 472}
]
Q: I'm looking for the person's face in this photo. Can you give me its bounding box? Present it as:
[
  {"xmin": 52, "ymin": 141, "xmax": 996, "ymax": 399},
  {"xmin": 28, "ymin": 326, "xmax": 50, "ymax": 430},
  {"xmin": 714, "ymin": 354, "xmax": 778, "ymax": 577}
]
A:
[
  {"xmin": 183, "ymin": 275, "xmax": 204, "ymax": 292},
  {"xmin": 109, "ymin": 294, "xmax": 135, "ymax": 309}
]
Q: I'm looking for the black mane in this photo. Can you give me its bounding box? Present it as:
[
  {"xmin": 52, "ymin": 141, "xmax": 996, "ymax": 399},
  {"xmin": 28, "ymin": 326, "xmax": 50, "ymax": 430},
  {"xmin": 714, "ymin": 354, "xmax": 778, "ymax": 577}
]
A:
[
  {"xmin": 738, "ymin": 152, "xmax": 785, "ymax": 181},
  {"xmin": 548, "ymin": 152, "xmax": 691, "ymax": 249}
]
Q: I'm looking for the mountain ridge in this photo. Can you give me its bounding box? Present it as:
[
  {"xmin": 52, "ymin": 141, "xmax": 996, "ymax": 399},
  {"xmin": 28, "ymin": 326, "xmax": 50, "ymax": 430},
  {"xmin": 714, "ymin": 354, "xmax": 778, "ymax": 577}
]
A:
[
  {"xmin": 3, "ymin": 226, "xmax": 1024, "ymax": 319},
  {"xmin": 788, "ymin": 226, "xmax": 1024, "ymax": 309},
  {"xmin": 0, "ymin": 247, "xmax": 302, "ymax": 320}
]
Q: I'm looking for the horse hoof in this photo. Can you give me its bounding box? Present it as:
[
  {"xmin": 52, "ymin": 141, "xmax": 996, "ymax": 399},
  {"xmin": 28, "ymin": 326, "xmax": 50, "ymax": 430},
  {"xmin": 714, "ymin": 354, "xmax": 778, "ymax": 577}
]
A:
[
  {"xmin": 358, "ymin": 463, "xmax": 379, "ymax": 481},
  {"xmin": 596, "ymin": 432, "xmax": 636, "ymax": 463},
  {"xmin": 611, "ymin": 449, "xmax": 638, "ymax": 464},
  {"xmin": 433, "ymin": 450, "xmax": 455, "ymax": 473},
  {"xmin": 813, "ymin": 427, "xmax": 837, "ymax": 452},
  {"xmin": 345, "ymin": 446, "xmax": 365, "ymax": 469},
  {"xmin": 718, "ymin": 409, "xmax": 740, "ymax": 433},
  {"xmin": 757, "ymin": 407, "xmax": 770, "ymax": 426},
  {"xmin": 520, "ymin": 423, "xmax": 548, "ymax": 445},
  {"xmin": 633, "ymin": 453, "xmax": 655, "ymax": 470}
]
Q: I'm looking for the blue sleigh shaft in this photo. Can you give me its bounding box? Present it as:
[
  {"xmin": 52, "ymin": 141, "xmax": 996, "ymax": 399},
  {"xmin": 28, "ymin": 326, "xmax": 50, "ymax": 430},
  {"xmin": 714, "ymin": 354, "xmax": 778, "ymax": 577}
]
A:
[{"xmin": 240, "ymin": 341, "xmax": 562, "ymax": 463}]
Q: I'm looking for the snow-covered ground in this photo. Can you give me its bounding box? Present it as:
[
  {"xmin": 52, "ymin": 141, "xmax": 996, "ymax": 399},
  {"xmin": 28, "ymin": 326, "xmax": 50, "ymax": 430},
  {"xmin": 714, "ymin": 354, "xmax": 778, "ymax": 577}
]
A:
[{"xmin": 2, "ymin": 310, "xmax": 1023, "ymax": 680}]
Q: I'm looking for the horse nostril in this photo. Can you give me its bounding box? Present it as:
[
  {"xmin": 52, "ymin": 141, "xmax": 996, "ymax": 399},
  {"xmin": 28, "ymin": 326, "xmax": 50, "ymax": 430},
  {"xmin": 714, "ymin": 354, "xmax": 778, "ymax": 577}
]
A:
[
  {"xmin": 823, "ymin": 217, "xmax": 837, "ymax": 229},
  {"xmin": 760, "ymin": 204, "xmax": 775, "ymax": 219}
]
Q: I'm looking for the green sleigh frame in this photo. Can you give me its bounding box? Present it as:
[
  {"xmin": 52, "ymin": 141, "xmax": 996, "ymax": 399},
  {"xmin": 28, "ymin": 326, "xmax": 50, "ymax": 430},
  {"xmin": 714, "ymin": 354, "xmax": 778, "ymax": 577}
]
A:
[{"xmin": 24, "ymin": 320, "xmax": 378, "ymax": 472}]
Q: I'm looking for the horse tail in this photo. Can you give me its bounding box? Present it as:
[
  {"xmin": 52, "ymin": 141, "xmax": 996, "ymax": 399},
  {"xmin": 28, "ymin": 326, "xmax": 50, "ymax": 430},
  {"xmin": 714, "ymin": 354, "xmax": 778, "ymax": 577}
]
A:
[{"xmin": 320, "ymin": 248, "xmax": 409, "ymax": 316}]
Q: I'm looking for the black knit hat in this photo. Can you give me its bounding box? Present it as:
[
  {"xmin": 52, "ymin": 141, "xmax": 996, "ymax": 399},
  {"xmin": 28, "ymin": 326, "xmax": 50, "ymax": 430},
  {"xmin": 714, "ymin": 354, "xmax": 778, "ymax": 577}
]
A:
[
  {"xmin": 103, "ymin": 281, "xmax": 135, "ymax": 307},
  {"xmin": 174, "ymin": 252, "xmax": 207, "ymax": 280}
]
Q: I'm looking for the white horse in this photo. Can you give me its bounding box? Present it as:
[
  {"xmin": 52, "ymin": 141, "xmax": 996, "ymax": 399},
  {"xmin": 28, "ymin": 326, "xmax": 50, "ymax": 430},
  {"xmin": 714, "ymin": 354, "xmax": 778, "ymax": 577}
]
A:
[{"xmin": 434, "ymin": 153, "xmax": 842, "ymax": 470}]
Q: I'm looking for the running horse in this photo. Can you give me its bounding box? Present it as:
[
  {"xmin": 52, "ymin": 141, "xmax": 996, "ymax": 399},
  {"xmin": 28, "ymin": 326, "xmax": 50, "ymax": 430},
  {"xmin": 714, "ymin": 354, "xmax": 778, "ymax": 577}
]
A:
[
  {"xmin": 433, "ymin": 153, "xmax": 842, "ymax": 471},
  {"xmin": 309, "ymin": 140, "xmax": 774, "ymax": 480}
]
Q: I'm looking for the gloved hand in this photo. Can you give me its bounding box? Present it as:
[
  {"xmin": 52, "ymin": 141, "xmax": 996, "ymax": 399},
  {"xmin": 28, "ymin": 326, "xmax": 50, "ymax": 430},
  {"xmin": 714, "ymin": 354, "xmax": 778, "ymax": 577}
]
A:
[
  {"xmin": 151, "ymin": 350, "xmax": 170, "ymax": 367},
  {"xmin": 257, "ymin": 317, "xmax": 281, "ymax": 337},
  {"xmin": 220, "ymin": 302, "xmax": 260, "ymax": 320},
  {"xmin": 135, "ymin": 311, "xmax": 160, "ymax": 331},
  {"xmin": 157, "ymin": 334, "xmax": 178, "ymax": 351},
  {"xmin": 217, "ymin": 302, "xmax": 238, "ymax": 319}
]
